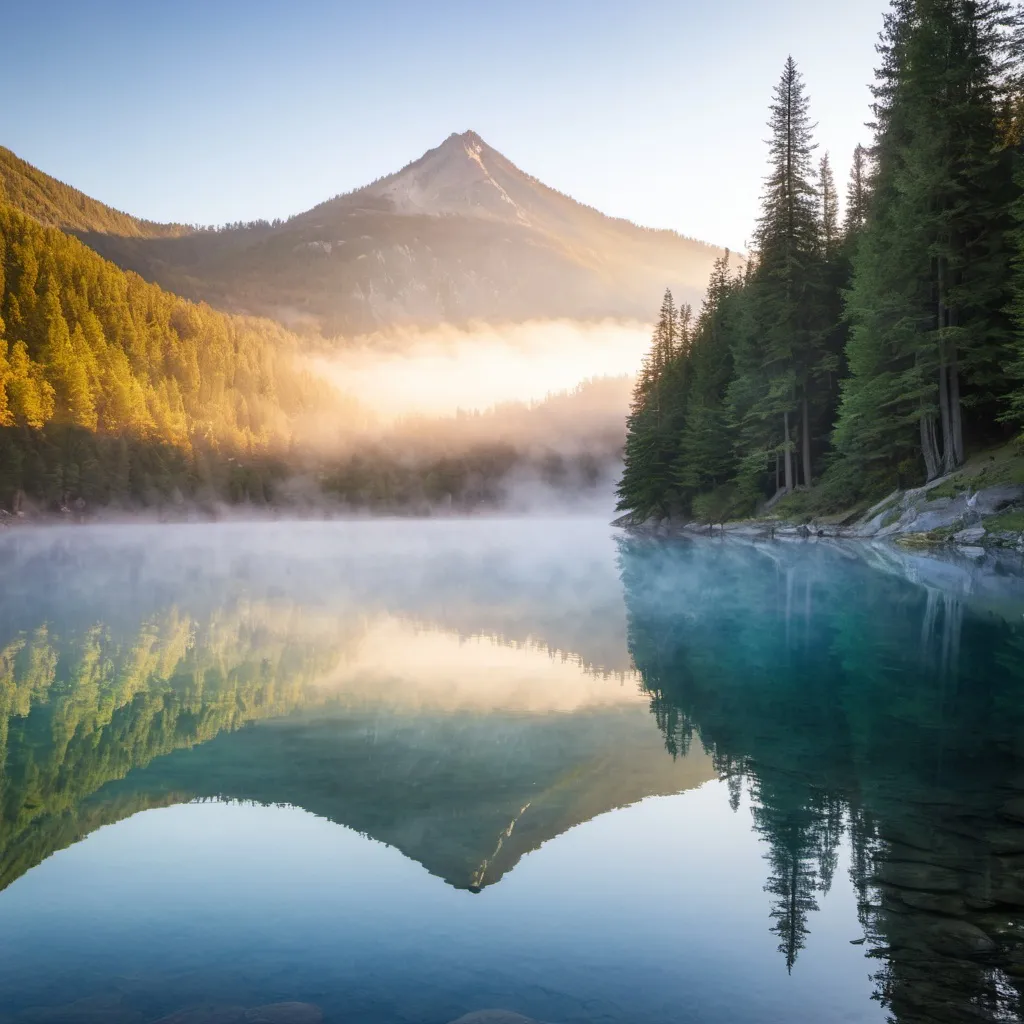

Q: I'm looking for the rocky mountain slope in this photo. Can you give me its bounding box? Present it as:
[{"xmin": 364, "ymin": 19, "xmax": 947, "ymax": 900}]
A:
[{"xmin": 3, "ymin": 133, "xmax": 728, "ymax": 336}]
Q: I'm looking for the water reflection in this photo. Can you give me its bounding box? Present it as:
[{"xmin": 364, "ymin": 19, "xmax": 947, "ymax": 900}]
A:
[
  {"xmin": 0, "ymin": 521, "xmax": 1020, "ymax": 1023},
  {"xmin": 0, "ymin": 521, "xmax": 708, "ymax": 902},
  {"xmin": 619, "ymin": 535, "xmax": 1024, "ymax": 1024}
]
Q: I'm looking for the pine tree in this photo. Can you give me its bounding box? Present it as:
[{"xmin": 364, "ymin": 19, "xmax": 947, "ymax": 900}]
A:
[
  {"xmin": 0, "ymin": 321, "xmax": 11, "ymax": 428},
  {"xmin": 735, "ymin": 57, "xmax": 825, "ymax": 494},
  {"xmin": 677, "ymin": 252, "xmax": 740, "ymax": 512},
  {"xmin": 6, "ymin": 339, "xmax": 54, "ymax": 428},
  {"xmin": 617, "ymin": 289, "xmax": 683, "ymax": 517},
  {"xmin": 39, "ymin": 285, "xmax": 95, "ymax": 429},
  {"xmin": 818, "ymin": 153, "xmax": 839, "ymax": 259},
  {"xmin": 843, "ymin": 144, "xmax": 871, "ymax": 236}
]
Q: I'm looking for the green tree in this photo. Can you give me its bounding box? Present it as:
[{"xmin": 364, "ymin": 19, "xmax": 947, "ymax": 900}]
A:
[
  {"xmin": 617, "ymin": 289, "xmax": 685, "ymax": 517},
  {"xmin": 818, "ymin": 153, "xmax": 840, "ymax": 260},
  {"xmin": 843, "ymin": 144, "xmax": 871, "ymax": 237},
  {"xmin": 834, "ymin": 0, "xmax": 1015, "ymax": 486},
  {"xmin": 677, "ymin": 252, "xmax": 741, "ymax": 513}
]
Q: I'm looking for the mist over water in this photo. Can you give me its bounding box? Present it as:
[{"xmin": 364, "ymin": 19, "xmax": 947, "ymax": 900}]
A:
[{"xmin": 286, "ymin": 321, "xmax": 642, "ymax": 515}]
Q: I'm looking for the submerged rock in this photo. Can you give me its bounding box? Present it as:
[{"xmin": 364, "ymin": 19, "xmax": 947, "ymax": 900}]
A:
[
  {"xmin": 874, "ymin": 861, "xmax": 962, "ymax": 891},
  {"xmin": 243, "ymin": 1006, "xmax": 322, "ymax": 1024},
  {"xmin": 20, "ymin": 995, "xmax": 145, "ymax": 1024},
  {"xmin": 447, "ymin": 1013, "xmax": 543, "ymax": 1024},
  {"xmin": 1000, "ymin": 797, "xmax": 1024, "ymax": 822},
  {"xmin": 152, "ymin": 1008, "xmax": 245, "ymax": 1024},
  {"xmin": 898, "ymin": 890, "xmax": 968, "ymax": 916},
  {"xmin": 985, "ymin": 827, "xmax": 1024, "ymax": 855},
  {"xmin": 919, "ymin": 918, "xmax": 997, "ymax": 956},
  {"xmin": 978, "ymin": 884, "xmax": 1024, "ymax": 909}
]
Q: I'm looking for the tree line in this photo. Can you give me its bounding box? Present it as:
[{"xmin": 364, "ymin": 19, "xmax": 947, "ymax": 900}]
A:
[{"xmin": 619, "ymin": 2, "xmax": 1024, "ymax": 522}]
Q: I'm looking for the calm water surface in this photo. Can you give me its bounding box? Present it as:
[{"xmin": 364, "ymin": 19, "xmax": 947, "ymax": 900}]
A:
[{"xmin": 0, "ymin": 519, "xmax": 1022, "ymax": 1024}]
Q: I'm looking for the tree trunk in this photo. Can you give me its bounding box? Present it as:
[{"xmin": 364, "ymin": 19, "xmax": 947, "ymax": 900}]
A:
[
  {"xmin": 801, "ymin": 395, "xmax": 812, "ymax": 489},
  {"xmin": 938, "ymin": 359, "xmax": 956, "ymax": 476},
  {"xmin": 936, "ymin": 256, "xmax": 963, "ymax": 475},
  {"xmin": 775, "ymin": 453, "xmax": 780, "ymax": 493},
  {"xmin": 783, "ymin": 412, "xmax": 794, "ymax": 492},
  {"xmin": 921, "ymin": 410, "xmax": 941, "ymax": 481},
  {"xmin": 948, "ymin": 347, "xmax": 964, "ymax": 468}
]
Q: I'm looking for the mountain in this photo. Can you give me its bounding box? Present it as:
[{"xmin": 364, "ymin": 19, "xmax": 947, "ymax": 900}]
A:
[{"xmin": 5, "ymin": 133, "xmax": 729, "ymax": 336}]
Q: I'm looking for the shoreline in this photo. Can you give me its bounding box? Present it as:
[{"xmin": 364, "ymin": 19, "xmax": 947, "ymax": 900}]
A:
[{"xmin": 612, "ymin": 478, "xmax": 1024, "ymax": 559}]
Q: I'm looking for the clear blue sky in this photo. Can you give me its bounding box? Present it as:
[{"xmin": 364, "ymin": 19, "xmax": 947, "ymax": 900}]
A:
[{"xmin": 2, "ymin": 0, "xmax": 885, "ymax": 251}]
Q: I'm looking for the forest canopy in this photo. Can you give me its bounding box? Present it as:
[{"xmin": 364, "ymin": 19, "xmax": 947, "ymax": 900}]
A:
[{"xmin": 0, "ymin": 203, "xmax": 331, "ymax": 509}]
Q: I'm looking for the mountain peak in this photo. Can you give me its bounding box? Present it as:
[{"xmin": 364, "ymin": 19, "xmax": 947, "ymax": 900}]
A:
[
  {"xmin": 444, "ymin": 129, "xmax": 485, "ymax": 147},
  {"xmin": 365, "ymin": 129, "xmax": 529, "ymax": 223}
]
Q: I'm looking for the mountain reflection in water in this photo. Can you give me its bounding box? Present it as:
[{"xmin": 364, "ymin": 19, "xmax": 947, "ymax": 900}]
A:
[{"xmin": 0, "ymin": 520, "xmax": 1021, "ymax": 1024}]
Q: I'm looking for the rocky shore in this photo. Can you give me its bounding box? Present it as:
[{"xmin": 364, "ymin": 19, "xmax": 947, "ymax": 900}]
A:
[{"xmin": 614, "ymin": 477, "xmax": 1024, "ymax": 557}]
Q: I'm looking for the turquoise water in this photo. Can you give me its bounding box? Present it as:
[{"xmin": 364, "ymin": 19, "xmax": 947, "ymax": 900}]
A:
[{"xmin": 0, "ymin": 520, "xmax": 1021, "ymax": 1024}]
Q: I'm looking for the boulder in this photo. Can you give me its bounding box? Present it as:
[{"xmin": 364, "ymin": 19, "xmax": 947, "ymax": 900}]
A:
[
  {"xmin": 850, "ymin": 507, "xmax": 895, "ymax": 538},
  {"xmin": 974, "ymin": 484, "xmax": 1024, "ymax": 515},
  {"xmin": 953, "ymin": 526, "xmax": 986, "ymax": 545}
]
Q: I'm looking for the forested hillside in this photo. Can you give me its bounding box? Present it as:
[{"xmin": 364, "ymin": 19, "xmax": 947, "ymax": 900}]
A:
[
  {"xmin": 618, "ymin": 4, "xmax": 1024, "ymax": 524},
  {"xmin": 0, "ymin": 146, "xmax": 188, "ymax": 238},
  {"xmin": 0, "ymin": 203, "xmax": 329, "ymax": 510}
]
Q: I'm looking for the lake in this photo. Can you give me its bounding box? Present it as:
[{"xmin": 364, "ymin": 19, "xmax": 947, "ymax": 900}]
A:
[{"xmin": 0, "ymin": 519, "xmax": 1022, "ymax": 1024}]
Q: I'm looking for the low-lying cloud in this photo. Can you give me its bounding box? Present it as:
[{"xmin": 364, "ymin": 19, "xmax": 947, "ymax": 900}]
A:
[{"xmin": 303, "ymin": 318, "xmax": 650, "ymax": 422}]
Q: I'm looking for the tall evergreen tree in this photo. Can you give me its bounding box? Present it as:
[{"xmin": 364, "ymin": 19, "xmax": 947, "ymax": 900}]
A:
[
  {"xmin": 818, "ymin": 153, "xmax": 840, "ymax": 259},
  {"xmin": 843, "ymin": 144, "xmax": 871, "ymax": 237},
  {"xmin": 730, "ymin": 57, "xmax": 826, "ymax": 496},
  {"xmin": 617, "ymin": 289, "xmax": 684, "ymax": 518},
  {"xmin": 676, "ymin": 253, "xmax": 740, "ymax": 514},
  {"xmin": 835, "ymin": 0, "xmax": 1016, "ymax": 485}
]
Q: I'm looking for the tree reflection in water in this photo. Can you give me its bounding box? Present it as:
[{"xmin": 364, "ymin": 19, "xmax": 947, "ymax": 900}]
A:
[{"xmin": 620, "ymin": 535, "xmax": 1024, "ymax": 1024}]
